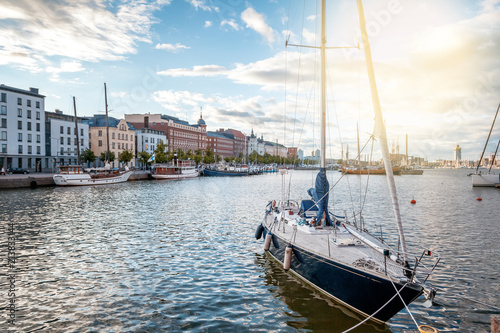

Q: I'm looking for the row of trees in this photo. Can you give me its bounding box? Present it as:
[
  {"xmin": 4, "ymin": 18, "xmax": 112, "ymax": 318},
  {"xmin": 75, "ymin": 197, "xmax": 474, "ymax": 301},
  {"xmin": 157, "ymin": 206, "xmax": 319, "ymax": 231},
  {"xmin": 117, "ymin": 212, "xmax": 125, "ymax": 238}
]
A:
[{"xmin": 79, "ymin": 142, "xmax": 317, "ymax": 168}]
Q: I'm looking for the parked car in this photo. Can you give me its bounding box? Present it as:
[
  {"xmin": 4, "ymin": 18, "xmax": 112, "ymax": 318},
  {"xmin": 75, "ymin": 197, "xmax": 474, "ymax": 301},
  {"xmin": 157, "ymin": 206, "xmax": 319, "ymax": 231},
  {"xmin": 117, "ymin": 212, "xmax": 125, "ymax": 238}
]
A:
[{"xmin": 8, "ymin": 168, "xmax": 30, "ymax": 174}]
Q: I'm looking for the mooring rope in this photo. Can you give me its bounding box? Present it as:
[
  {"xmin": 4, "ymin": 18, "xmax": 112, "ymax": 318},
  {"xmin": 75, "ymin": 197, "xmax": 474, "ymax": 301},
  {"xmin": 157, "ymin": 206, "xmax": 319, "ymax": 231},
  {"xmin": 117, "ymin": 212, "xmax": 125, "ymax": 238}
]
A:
[{"xmin": 341, "ymin": 281, "xmax": 410, "ymax": 333}]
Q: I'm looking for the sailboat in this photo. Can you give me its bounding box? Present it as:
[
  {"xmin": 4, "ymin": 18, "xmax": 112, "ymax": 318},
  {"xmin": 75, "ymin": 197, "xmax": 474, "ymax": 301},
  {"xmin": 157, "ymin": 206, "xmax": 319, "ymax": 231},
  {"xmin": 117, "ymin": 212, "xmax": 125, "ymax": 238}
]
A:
[
  {"xmin": 53, "ymin": 83, "xmax": 133, "ymax": 186},
  {"xmin": 255, "ymin": 0, "xmax": 439, "ymax": 325},
  {"xmin": 472, "ymin": 103, "xmax": 500, "ymax": 187}
]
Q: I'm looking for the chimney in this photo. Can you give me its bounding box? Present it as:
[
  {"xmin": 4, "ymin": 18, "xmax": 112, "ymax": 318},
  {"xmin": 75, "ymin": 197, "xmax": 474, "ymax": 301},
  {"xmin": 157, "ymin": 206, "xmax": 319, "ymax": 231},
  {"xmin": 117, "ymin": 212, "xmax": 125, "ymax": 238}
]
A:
[
  {"xmin": 55, "ymin": 109, "xmax": 62, "ymax": 114},
  {"xmin": 29, "ymin": 87, "xmax": 39, "ymax": 94},
  {"xmin": 144, "ymin": 116, "xmax": 149, "ymax": 129}
]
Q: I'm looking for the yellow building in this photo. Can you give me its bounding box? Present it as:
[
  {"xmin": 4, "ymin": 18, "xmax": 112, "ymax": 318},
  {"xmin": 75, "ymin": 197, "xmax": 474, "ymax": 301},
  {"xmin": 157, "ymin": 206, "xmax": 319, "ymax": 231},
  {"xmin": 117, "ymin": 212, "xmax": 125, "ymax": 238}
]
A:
[{"xmin": 87, "ymin": 115, "xmax": 135, "ymax": 167}]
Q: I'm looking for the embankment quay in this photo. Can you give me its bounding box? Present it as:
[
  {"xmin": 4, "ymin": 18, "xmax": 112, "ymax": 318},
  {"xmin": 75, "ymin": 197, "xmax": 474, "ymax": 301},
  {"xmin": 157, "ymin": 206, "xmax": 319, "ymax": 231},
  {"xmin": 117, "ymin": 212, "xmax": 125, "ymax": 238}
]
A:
[{"xmin": 0, "ymin": 171, "xmax": 152, "ymax": 189}]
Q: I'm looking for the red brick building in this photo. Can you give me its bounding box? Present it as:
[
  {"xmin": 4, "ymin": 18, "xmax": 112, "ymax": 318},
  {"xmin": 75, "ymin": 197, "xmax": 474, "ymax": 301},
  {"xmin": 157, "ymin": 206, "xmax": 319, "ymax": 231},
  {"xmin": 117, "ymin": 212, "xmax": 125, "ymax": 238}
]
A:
[
  {"xmin": 206, "ymin": 131, "xmax": 234, "ymax": 158},
  {"xmin": 125, "ymin": 113, "xmax": 206, "ymax": 153},
  {"xmin": 216, "ymin": 128, "xmax": 247, "ymax": 158}
]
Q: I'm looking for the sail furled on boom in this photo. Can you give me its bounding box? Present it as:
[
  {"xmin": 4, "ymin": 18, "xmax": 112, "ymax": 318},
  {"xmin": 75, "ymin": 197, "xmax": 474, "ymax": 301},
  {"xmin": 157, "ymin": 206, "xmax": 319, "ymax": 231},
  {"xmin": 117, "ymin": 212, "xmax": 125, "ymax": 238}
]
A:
[{"xmin": 307, "ymin": 168, "xmax": 332, "ymax": 226}]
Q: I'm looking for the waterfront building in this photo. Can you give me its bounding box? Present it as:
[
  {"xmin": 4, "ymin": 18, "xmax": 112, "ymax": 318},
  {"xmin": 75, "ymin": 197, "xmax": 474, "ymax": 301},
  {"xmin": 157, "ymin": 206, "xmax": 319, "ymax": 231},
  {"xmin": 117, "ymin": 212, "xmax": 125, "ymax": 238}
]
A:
[
  {"xmin": 45, "ymin": 109, "xmax": 89, "ymax": 167},
  {"xmin": 207, "ymin": 131, "xmax": 234, "ymax": 159},
  {"xmin": 84, "ymin": 114, "xmax": 135, "ymax": 168},
  {"xmin": 0, "ymin": 84, "xmax": 47, "ymax": 171},
  {"xmin": 247, "ymin": 130, "xmax": 265, "ymax": 156},
  {"xmin": 453, "ymin": 145, "xmax": 462, "ymax": 162},
  {"xmin": 287, "ymin": 147, "xmax": 298, "ymax": 159},
  {"xmin": 216, "ymin": 128, "xmax": 247, "ymax": 158},
  {"xmin": 125, "ymin": 113, "xmax": 207, "ymax": 153},
  {"xmin": 135, "ymin": 127, "xmax": 167, "ymax": 164}
]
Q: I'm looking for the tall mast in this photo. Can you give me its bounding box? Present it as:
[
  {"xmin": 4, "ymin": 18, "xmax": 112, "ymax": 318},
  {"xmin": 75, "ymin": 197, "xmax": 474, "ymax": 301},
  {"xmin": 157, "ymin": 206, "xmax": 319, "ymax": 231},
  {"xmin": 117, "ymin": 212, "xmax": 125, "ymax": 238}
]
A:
[
  {"xmin": 104, "ymin": 82, "xmax": 110, "ymax": 163},
  {"xmin": 476, "ymin": 102, "xmax": 500, "ymax": 173},
  {"xmin": 320, "ymin": 0, "xmax": 326, "ymax": 168},
  {"xmin": 73, "ymin": 96, "xmax": 80, "ymax": 165},
  {"xmin": 356, "ymin": 0, "xmax": 408, "ymax": 260}
]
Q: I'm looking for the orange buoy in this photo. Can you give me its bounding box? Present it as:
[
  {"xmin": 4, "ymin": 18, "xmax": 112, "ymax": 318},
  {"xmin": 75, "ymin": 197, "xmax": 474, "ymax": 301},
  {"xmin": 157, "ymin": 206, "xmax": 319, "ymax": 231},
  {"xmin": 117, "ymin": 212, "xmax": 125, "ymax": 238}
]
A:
[
  {"xmin": 477, "ymin": 197, "xmax": 482, "ymax": 201},
  {"xmin": 410, "ymin": 199, "xmax": 416, "ymax": 204}
]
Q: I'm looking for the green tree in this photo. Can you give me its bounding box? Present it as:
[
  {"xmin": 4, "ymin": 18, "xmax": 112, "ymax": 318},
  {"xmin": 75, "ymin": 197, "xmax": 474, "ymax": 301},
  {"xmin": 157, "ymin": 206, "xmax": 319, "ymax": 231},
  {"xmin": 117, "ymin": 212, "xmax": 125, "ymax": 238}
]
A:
[
  {"xmin": 137, "ymin": 151, "xmax": 152, "ymax": 168},
  {"xmin": 81, "ymin": 148, "xmax": 96, "ymax": 167},
  {"xmin": 202, "ymin": 148, "xmax": 215, "ymax": 164},
  {"xmin": 119, "ymin": 150, "xmax": 134, "ymax": 164},
  {"xmin": 153, "ymin": 140, "xmax": 168, "ymax": 163},
  {"xmin": 100, "ymin": 151, "xmax": 115, "ymax": 163}
]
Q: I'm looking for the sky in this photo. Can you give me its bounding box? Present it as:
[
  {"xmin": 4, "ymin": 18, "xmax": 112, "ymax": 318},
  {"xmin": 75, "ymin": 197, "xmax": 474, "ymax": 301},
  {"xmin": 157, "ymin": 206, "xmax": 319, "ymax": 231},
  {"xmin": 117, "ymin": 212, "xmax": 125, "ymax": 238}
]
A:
[{"xmin": 1, "ymin": 0, "xmax": 499, "ymax": 161}]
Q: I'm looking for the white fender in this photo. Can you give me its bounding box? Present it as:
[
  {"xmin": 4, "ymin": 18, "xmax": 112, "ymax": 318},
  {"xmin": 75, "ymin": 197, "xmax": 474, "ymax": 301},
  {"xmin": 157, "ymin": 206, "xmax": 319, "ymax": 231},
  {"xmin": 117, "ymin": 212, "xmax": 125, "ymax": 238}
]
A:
[
  {"xmin": 264, "ymin": 233, "xmax": 272, "ymax": 251},
  {"xmin": 284, "ymin": 245, "xmax": 293, "ymax": 271}
]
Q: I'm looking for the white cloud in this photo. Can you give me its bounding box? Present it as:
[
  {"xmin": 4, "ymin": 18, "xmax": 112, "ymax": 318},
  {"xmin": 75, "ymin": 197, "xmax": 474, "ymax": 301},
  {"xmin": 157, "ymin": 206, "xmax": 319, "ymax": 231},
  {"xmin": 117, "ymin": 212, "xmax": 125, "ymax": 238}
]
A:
[
  {"xmin": 221, "ymin": 19, "xmax": 240, "ymax": 31},
  {"xmin": 155, "ymin": 43, "xmax": 190, "ymax": 52},
  {"xmin": 186, "ymin": 0, "xmax": 218, "ymax": 12},
  {"xmin": 158, "ymin": 65, "xmax": 228, "ymax": 77},
  {"xmin": 241, "ymin": 7, "xmax": 275, "ymax": 45},
  {"xmin": 0, "ymin": 0, "xmax": 169, "ymax": 69},
  {"xmin": 204, "ymin": 20, "xmax": 212, "ymax": 28}
]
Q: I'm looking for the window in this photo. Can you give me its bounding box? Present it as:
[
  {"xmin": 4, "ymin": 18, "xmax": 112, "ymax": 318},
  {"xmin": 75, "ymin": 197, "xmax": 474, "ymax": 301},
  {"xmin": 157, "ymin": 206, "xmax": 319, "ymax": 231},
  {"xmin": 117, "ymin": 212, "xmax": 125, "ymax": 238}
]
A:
[
  {"xmin": 1, "ymin": 119, "xmax": 6, "ymax": 128},
  {"xmin": 89, "ymin": 133, "xmax": 91, "ymax": 139},
  {"xmin": 17, "ymin": 98, "xmax": 22, "ymax": 105},
  {"xmin": 36, "ymin": 123, "xmax": 40, "ymax": 131},
  {"xmin": 27, "ymin": 100, "xmax": 31, "ymax": 107},
  {"xmin": 18, "ymin": 133, "xmax": 22, "ymax": 142},
  {"xmin": 112, "ymin": 142, "xmax": 115, "ymax": 149},
  {"xmin": 60, "ymin": 126, "xmax": 64, "ymax": 134},
  {"xmin": 18, "ymin": 108, "xmax": 22, "ymax": 117},
  {"xmin": 36, "ymin": 135, "xmax": 40, "ymax": 143},
  {"xmin": 67, "ymin": 127, "xmax": 71, "ymax": 135},
  {"xmin": 27, "ymin": 122, "xmax": 32, "ymax": 131},
  {"xmin": 67, "ymin": 137, "xmax": 71, "ymax": 145},
  {"xmin": 36, "ymin": 101, "xmax": 40, "ymax": 108},
  {"xmin": 80, "ymin": 138, "xmax": 83, "ymax": 145},
  {"xmin": 98, "ymin": 130, "xmax": 102, "ymax": 137},
  {"xmin": 131, "ymin": 135, "xmax": 133, "ymax": 141},
  {"xmin": 1, "ymin": 144, "xmax": 6, "ymax": 153},
  {"xmin": 60, "ymin": 147, "xmax": 64, "ymax": 155},
  {"xmin": 1, "ymin": 131, "xmax": 6, "ymax": 140},
  {"xmin": 80, "ymin": 128, "xmax": 83, "ymax": 136},
  {"xmin": 112, "ymin": 132, "xmax": 115, "ymax": 139},
  {"xmin": 36, "ymin": 111, "xmax": 40, "ymax": 120},
  {"xmin": 98, "ymin": 140, "xmax": 102, "ymax": 147},
  {"xmin": 37, "ymin": 146, "xmax": 41, "ymax": 154},
  {"xmin": 28, "ymin": 146, "xmax": 32, "ymax": 154},
  {"xmin": 1, "ymin": 93, "xmax": 6, "ymax": 102},
  {"xmin": 18, "ymin": 145, "xmax": 22, "ymax": 154},
  {"xmin": 27, "ymin": 110, "xmax": 31, "ymax": 119},
  {"xmin": 126, "ymin": 143, "xmax": 128, "ymax": 149},
  {"xmin": 1, "ymin": 105, "xmax": 6, "ymax": 115},
  {"xmin": 27, "ymin": 134, "xmax": 32, "ymax": 142}
]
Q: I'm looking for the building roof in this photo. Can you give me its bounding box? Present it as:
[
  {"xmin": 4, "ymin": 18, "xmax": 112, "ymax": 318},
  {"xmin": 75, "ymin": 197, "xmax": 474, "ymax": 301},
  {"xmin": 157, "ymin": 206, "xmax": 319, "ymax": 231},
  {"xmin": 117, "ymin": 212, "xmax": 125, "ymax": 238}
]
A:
[
  {"xmin": 207, "ymin": 131, "xmax": 232, "ymax": 140},
  {"xmin": 0, "ymin": 84, "xmax": 45, "ymax": 98},
  {"xmin": 83, "ymin": 114, "xmax": 134, "ymax": 130}
]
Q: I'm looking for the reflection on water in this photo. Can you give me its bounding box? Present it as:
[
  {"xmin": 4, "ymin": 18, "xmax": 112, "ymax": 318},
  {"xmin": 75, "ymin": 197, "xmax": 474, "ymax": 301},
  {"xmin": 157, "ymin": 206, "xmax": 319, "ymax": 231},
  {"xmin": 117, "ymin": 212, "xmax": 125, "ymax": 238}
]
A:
[{"xmin": 0, "ymin": 169, "xmax": 499, "ymax": 332}]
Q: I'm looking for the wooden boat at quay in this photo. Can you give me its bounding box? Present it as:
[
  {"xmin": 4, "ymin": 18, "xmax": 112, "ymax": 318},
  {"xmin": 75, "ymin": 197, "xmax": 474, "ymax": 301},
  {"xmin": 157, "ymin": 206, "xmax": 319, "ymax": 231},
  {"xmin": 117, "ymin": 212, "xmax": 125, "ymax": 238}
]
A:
[
  {"xmin": 152, "ymin": 160, "xmax": 198, "ymax": 180},
  {"xmin": 53, "ymin": 165, "xmax": 132, "ymax": 186},
  {"xmin": 341, "ymin": 166, "xmax": 401, "ymax": 175}
]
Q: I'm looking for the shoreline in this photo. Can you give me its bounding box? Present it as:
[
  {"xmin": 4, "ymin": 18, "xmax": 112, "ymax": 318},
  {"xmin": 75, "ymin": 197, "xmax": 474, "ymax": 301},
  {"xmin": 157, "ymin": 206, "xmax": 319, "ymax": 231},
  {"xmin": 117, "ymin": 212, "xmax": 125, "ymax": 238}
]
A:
[{"xmin": 0, "ymin": 171, "xmax": 152, "ymax": 189}]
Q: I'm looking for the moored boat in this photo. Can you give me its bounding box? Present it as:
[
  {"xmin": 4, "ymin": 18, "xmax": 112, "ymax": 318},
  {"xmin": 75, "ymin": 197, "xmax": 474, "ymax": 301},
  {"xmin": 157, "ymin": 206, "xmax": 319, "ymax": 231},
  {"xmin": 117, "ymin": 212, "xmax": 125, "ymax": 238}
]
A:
[
  {"xmin": 255, "ymin": 0, "xmax": 440, "ymax": 326},
  {"xmin": 152, "ymin": 160, "xmax": 198, "ymax": 180},
  {"xmin": 341, "ymin": 166, "xmax": 401, "ymax": 175},
  {"xmin": 202, "ymin": 164, "xmax": 248, "ymax": 177},
  {"xmin": 53, "ymin": 165, "xmax": 132, "ymax": 186}
]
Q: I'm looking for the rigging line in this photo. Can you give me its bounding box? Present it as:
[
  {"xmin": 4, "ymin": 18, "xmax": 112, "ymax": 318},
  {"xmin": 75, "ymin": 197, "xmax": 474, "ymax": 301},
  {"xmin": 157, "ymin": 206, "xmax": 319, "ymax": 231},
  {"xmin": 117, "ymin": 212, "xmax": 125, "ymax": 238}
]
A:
[
  {"xmin": 437, "ymin": 289, "xmax": 500, "ymax": 310},
  {"xmin": 488, "ymin": 138, "xmax": 500, "ymax": 173},
  {"xmin": 341, "ymin": 282, "xmax": 411, "ymax": 333},
  {"xmin": 360, "ymin": 137, "xmax": 375, "ymax": 214}
]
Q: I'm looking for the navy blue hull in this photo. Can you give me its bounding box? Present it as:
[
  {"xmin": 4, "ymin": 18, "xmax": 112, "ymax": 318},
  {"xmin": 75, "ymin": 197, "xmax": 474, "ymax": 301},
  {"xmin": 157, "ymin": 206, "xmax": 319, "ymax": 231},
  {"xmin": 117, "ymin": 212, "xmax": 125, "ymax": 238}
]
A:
[
  {"xmin": 203, "ymin": 169, "xmax": 248, "ymax": 177},
  {"xmin": 265, "ymin": 228, "xmax": 423, "ymax": 323}
]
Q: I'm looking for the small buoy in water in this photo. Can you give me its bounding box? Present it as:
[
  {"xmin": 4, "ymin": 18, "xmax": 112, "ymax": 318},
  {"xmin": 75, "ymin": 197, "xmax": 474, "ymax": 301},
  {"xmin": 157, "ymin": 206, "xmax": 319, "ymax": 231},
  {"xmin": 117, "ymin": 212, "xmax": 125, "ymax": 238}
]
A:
[
  {"xmin": 283, "ymin": 245, "xmax": 293, "ymax": 271},
  {"xmin": 418, "ymin": 325, "xmax": 437, "ymax": 333},
  {"xmin": 477, "ymin": 197, "xmax": 482, "ymax": 201},
  {"xmin": 264, "ymin": 233, "xmax": 272, "ymax": 251},
  {"xmin": 410, "ymin": 199, "xmax": 416, "ymax": 204}
]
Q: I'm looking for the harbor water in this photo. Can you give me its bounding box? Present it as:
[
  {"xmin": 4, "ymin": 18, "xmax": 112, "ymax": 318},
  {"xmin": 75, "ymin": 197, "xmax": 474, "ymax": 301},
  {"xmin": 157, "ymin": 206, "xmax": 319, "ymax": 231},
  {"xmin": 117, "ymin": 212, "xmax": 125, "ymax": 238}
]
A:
[{"xmin": 1, "ymin": 169, "xmax": 499, "ymax": 332}]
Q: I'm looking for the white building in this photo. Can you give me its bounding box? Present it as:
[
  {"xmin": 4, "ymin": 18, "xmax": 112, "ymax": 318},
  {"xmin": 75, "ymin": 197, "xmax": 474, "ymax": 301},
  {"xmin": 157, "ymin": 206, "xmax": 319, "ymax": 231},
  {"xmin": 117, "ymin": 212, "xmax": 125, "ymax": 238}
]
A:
[
  {"xmin": 247, "ymin": 130, "xmax": 265, "ymax": 156},
  {"xmin": 0, "ymin": 84, "xmax": 46, "ymax": 171},
  {"xmin": 45, "ymin": 110, "xmax": 90, "ymax": 167},
  {"xmin": 135, "ymin": 128, "xmax": 167, "ymax": 165}
]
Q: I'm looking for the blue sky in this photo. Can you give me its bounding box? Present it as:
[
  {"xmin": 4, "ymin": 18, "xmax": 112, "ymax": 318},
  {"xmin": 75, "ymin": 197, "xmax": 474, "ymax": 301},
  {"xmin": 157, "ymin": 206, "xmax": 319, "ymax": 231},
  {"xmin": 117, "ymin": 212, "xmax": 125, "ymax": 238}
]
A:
[{"xmin": 1, "ymin": 0, "xmax": 499, "ymax": 161}]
